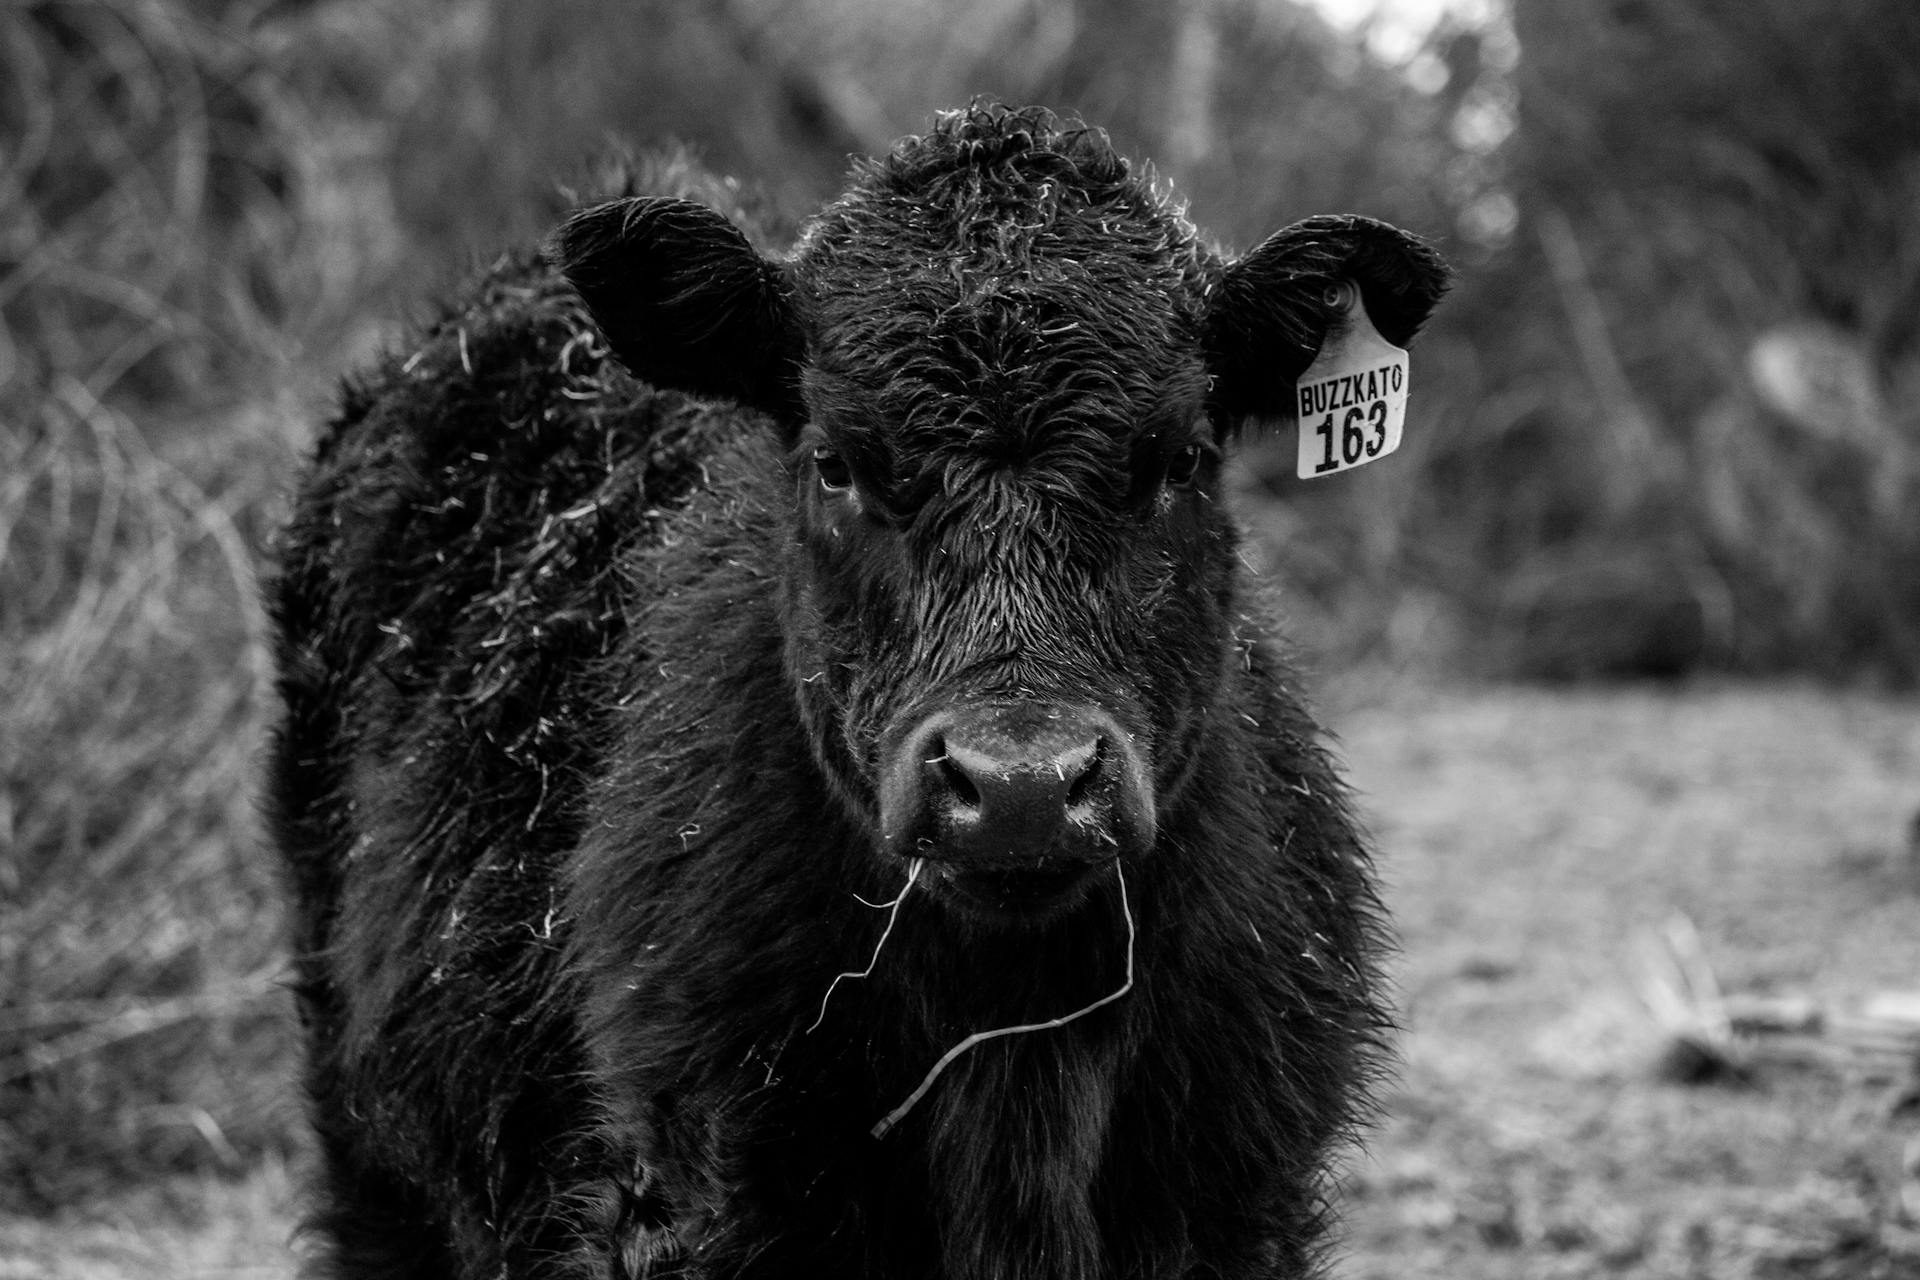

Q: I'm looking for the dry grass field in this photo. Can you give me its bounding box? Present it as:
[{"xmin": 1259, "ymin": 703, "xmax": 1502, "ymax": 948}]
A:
[
  {"xmin": 1336, "ymin": 683, "xmax": 1920, "ymax": 1279},
  {"xmin": 4, "ymin": 681, "xmax": 1915, "ymax": 1279}
]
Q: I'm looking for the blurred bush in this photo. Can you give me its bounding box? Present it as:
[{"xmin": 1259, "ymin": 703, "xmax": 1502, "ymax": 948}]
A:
[
  {"xmin": 3, "ymin": 0, "xmax": 1915, "ymax": 1207},
  {"xmin": 1402, "ymin": 0, "xmax": 1920, "ymax": 680}
]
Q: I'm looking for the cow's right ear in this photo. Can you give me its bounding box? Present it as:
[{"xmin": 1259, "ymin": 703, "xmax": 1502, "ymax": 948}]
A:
[{"xmin": 549, "ymin": 196, "xmax": 804, "ymax": 422}]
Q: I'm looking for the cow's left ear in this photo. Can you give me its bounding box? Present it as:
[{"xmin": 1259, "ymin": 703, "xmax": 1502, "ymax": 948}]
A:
[
  {"xmin": 1203, "ymin": 215, "xmax": 1450, "ymax": 428},
  {"xmin": 549, "ymin": 196, "xmax": 804, "ymax": 422}
]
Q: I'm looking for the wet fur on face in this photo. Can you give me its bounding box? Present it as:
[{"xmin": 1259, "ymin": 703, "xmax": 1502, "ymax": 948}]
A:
[{"xmin": 779, "ymin": 115, "xmax": 1233, "ymax": 848}]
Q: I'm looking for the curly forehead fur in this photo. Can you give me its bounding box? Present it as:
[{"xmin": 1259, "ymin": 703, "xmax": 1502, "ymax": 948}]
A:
[{"xmin": 792, "ymin": 107, "xmax": 1215, "ymax": 502}]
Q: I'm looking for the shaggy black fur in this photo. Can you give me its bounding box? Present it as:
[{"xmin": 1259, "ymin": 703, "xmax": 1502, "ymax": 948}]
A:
[{"xmin": 267, "ymin": 104, "xmax": 1449, "ymax": 1280}]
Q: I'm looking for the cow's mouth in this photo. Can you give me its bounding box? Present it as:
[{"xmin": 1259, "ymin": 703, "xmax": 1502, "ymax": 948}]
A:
[{"xmin": 936, "ymin": 856, "xmax": 1113, "ymax": 916}]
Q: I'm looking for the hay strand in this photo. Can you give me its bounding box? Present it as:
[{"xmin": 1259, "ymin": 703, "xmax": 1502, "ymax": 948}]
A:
[
  {"xmin": 806, "ymin": 858, "xmax": 924, "ymax": 1034},
  {"xmin": 871, "ymin": 860, "xmax": 1135, "ymax": 1139}
]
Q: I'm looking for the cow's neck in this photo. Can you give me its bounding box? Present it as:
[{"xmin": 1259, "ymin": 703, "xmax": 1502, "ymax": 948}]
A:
[{"xmin": 915, "ymin": 1026, "xmax": 1121, "ymax": 1280}]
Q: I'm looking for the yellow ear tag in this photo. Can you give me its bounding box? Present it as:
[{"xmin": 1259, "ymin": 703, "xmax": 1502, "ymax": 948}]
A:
[{"xmin": 1294, "ymin": 281, "xmax": 1410, "ymax": 480}]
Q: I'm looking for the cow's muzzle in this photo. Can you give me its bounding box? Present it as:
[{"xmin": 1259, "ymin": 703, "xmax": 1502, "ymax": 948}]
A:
[{"xmin": 878, "ymin": 703, "xmax": 1154, "ymax": 914}]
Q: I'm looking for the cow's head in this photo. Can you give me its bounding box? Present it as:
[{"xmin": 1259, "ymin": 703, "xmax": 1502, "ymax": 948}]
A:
[{"xmin": 554, "ymin": 106, "xmax": 1446, "ymax": 923}]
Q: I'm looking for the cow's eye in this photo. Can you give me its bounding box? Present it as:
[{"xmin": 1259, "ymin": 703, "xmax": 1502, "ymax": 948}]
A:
[
  {"xmin": 1164, "ymin": 443, "xmax": 1203, "ymax": 487},
  {"xmin": 814, "ymin": 447, "xmax": 852, "ymax": 492}
]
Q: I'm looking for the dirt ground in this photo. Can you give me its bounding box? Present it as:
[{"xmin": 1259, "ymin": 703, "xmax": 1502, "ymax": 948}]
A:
[
  {"xmin": 1333, "ymin": 682, "xmax": 1920, "ymax": 1280},
  {"xmin": 5, "ymin": 682, "xmax": 1917, "ymax": 1279}
]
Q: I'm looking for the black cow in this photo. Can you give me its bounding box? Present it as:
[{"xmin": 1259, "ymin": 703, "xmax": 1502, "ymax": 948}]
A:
[{"xmin": 267, "ymin": 104, "xmax": 1448, "ymax": 1280}]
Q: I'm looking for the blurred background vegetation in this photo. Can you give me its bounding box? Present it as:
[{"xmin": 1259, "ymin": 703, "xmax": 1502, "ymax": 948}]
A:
[{"xmin": 2, "ymin": 0, "xmax": 1915, "ymax": 1210}]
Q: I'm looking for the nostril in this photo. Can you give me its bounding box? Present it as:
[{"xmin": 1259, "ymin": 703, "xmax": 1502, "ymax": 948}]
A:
[
  {"xmin": 935, "ymin": 752, "xmax": 981, "ymax": 808},
  {"xmin": 1063, "ymin": 740, "xmax": 1103, "ymax": 808}
]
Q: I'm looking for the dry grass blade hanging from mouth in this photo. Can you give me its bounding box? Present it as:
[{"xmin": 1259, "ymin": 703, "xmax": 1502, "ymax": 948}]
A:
[
  {"xmin": 806, "ymin": 858, "xmax": 925, "ymax": 1035},
  {"xmin": 871, "ymin": 860, "xmax": 1136, "ymax": 1139}
]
